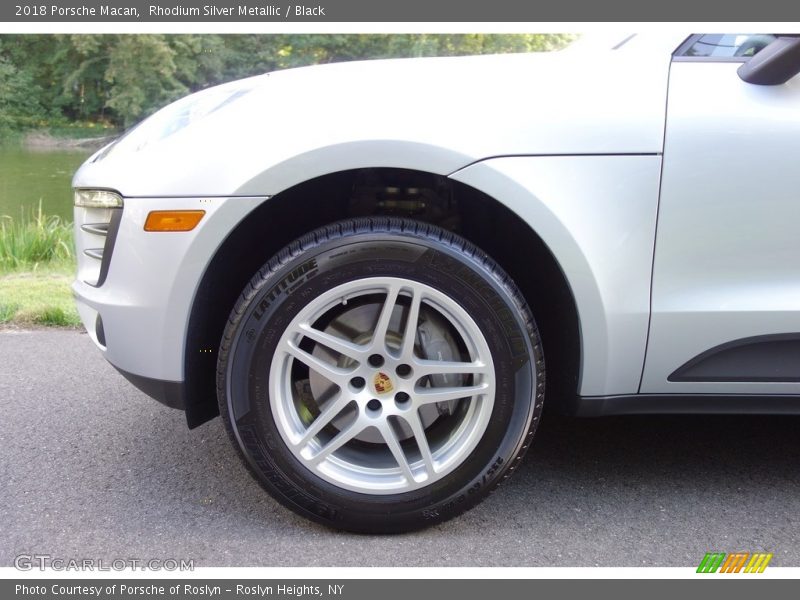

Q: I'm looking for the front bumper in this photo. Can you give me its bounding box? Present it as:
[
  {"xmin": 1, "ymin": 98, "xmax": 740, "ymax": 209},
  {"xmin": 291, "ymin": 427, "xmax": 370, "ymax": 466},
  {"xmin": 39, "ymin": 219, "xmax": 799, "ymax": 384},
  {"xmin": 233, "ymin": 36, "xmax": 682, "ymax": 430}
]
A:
[{"xmin": 73, "ymin": 194, "xmax": 265, "ymax": 405}]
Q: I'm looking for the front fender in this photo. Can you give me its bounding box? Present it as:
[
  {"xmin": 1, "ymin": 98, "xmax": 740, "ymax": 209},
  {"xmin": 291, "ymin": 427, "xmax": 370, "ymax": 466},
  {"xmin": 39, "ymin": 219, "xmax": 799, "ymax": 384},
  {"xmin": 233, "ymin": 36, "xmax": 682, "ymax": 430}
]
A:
[{"xmin": 450, "ymin": 155, "xmax": 662, "ymax": 396}]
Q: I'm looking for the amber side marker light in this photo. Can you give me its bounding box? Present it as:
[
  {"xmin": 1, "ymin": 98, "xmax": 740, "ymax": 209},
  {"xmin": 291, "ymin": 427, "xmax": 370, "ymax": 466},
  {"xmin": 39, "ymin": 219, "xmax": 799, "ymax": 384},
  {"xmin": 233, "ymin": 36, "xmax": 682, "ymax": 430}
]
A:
[{"xmin": 144, "ymin": 210, "xmax": 205, "ymax": 232}]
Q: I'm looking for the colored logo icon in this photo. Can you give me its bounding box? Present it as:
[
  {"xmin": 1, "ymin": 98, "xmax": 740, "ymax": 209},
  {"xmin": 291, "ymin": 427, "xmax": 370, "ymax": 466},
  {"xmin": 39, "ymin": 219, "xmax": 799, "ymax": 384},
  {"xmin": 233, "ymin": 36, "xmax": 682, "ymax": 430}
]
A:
[
  {"xmin": 697, "ymin": 552, "xmax": 773, "ymax": 573},
  {"xmin": 373, "ymin": 372, "xmax": 394, "ymax": 394}
]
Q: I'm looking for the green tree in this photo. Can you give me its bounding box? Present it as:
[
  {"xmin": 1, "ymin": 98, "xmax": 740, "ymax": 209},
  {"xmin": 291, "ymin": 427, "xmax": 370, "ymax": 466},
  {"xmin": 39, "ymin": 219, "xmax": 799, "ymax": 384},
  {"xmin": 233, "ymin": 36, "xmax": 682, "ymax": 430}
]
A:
[
  {"xmin": 104, "ymin": 35, "xmax": 188, "ymax": 126},
  {"xmin": 0, "ymin": 55, "xmax": 48, "ymax": 136},
  {"xmin": 58, "ymin": 35, "xmax": 113, "ymax": 120}
]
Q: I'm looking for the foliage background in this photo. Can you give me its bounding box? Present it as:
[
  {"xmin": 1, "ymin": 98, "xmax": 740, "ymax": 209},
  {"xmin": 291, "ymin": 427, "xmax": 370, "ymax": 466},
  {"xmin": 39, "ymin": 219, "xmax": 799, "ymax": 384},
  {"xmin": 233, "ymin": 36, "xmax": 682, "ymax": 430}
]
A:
[{"xmin": 0, "ymin": 34, "xmax": 572, "ymax": 132}]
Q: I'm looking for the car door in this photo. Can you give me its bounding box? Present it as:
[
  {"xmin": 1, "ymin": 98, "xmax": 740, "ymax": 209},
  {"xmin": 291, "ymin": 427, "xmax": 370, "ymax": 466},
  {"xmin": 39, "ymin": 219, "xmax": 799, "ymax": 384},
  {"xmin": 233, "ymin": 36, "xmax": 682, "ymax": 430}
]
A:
[{"xmin": 641, "ymin": 34, "xmax": 800, "ymax": 396}]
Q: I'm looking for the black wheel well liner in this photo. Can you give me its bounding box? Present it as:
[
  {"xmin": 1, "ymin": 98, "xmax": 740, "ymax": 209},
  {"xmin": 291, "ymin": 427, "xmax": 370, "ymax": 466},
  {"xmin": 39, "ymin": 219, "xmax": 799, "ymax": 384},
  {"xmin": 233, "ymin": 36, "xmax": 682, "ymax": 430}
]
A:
[{"xmin": 183, "ymin": 168, "xmax": 580, "ymax": 428}]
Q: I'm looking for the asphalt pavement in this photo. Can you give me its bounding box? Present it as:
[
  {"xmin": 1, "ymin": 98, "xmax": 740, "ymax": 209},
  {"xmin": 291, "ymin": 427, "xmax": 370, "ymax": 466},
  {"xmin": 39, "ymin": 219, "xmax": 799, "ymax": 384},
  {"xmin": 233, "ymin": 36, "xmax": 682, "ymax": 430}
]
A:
[{"xmin": 2, "ymin": 329, "xmax": 799, "ymax": 568}]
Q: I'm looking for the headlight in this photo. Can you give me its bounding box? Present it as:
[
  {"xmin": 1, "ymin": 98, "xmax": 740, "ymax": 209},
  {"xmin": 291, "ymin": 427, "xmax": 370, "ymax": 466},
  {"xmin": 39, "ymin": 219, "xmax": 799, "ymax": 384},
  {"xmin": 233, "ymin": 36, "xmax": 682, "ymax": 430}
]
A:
[
  {"xmin": 74, "ymin": 189, "xmax": 124, "ymax": 209},
  {"xmin": 97, "ymin": 83, "xmax": 253, "ymax": 161}
]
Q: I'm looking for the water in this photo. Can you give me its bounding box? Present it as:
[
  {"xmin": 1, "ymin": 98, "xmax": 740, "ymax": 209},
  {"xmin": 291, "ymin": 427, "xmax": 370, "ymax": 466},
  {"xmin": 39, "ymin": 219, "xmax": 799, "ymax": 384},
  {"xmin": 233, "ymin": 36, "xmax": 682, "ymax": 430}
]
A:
[{"xmin": 0, "ymin": 146, "xmax": 92, "ymax": 221}]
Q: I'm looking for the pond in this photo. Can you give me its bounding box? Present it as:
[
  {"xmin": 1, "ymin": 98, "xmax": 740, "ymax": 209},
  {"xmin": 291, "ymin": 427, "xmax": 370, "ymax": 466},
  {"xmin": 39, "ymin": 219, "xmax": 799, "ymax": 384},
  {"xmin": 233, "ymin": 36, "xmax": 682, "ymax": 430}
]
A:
[{"xmin": 0, "ymin": 146, "xmax": 93, "ymax": 222}]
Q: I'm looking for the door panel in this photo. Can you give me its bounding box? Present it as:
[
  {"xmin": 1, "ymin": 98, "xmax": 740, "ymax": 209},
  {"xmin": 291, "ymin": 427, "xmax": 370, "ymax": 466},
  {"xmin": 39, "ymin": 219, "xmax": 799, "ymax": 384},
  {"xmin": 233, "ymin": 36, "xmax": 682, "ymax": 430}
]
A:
[{"xmin": 642, "ymin": 61, "xmax": 800, "ymax": 394}]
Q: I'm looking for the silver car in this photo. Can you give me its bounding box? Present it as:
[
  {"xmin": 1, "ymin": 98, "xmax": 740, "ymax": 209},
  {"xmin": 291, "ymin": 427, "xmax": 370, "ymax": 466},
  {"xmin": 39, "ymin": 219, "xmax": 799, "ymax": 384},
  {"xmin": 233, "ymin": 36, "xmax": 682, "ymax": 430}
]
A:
[{"xmin": 72, "ymin": 33, "xmax": 800, "ymax": 532}]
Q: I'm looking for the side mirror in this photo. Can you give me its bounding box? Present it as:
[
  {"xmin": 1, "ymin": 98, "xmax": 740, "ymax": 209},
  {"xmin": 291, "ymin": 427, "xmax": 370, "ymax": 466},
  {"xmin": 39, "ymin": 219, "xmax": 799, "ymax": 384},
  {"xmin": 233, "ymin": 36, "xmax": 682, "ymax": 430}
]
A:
[{"xmin": 738, "ymin": 35, "xmax": 800, "ymax": 86}]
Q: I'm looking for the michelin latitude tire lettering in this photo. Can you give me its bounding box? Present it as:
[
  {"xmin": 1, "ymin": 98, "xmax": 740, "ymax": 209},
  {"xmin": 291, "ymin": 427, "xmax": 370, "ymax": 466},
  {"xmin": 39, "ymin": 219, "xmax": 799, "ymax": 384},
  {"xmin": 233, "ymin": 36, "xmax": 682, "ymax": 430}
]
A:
[{"xmin": 217, "ymin": 218, "xmax": 544, "ymax": 533}]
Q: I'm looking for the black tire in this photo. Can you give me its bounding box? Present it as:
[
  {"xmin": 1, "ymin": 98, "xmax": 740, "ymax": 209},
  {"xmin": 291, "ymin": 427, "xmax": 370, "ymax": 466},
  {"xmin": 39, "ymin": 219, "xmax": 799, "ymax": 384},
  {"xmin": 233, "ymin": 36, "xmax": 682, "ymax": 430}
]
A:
[{"xmin": 217, "ymin": 218, "xmax": 544, "ymax": 533}]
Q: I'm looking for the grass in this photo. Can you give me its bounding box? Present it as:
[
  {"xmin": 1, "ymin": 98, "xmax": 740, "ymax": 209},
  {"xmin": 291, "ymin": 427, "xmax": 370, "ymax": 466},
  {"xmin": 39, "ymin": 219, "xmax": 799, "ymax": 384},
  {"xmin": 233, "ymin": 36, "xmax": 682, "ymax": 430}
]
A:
[
  {"xmin": 0, "ymin": 302, "xmax": 19, "ymax": 323},
  {"xmin": 0, "ymin": 204, "xmax": 74, "ymax": 271},
  {"xmin": 0, "ymin": 207, "xmax": 80, "ymax": 327},
  {"xmin": 0, "ymin": 267, "xmax": 80, "ymax": 327}
]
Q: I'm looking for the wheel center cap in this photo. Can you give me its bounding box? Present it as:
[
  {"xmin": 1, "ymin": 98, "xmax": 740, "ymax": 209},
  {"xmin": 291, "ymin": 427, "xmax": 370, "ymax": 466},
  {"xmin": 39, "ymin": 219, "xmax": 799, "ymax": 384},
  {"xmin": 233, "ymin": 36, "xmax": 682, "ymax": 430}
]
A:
[{"xmin": 372, "ymin": 371, "xmax": 394, "ymax": 395}]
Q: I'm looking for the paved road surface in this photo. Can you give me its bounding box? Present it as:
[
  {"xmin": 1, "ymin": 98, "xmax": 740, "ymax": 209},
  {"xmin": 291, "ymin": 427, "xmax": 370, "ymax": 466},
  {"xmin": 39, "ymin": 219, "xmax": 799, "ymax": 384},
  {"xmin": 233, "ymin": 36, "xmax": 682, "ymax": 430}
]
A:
[{"xmin": 2, "ymin": 329, "xmax": 799, "ymax": 567}]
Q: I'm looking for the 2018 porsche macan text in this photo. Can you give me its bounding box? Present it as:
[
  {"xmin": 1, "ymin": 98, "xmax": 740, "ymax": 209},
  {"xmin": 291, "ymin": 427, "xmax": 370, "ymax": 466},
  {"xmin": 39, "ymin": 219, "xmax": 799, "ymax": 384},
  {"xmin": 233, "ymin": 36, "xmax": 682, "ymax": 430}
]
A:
[{"xmin": 72, "ymin": 33, "xmax": 800, "ymax": 532}]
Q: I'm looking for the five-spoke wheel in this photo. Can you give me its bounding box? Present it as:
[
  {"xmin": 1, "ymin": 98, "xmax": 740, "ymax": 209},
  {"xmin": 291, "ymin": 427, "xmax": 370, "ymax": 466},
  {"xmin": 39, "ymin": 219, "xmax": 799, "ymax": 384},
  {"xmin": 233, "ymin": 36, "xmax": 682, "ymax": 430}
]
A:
[
  {"xmin": 270, "ymin": 277, "xmax": 496, "ymax": 493},
  {"xmin": 218, "ymin": 218, "xmax": 544, "ymax": 532}
]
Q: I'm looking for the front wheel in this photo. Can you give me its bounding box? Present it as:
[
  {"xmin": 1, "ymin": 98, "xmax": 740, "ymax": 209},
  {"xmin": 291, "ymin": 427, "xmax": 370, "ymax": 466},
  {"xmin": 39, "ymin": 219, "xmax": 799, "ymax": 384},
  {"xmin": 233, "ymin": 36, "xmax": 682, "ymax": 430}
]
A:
[{"xmin": 217, "ymin": 218, "xmax": 544, "ymax": 532}]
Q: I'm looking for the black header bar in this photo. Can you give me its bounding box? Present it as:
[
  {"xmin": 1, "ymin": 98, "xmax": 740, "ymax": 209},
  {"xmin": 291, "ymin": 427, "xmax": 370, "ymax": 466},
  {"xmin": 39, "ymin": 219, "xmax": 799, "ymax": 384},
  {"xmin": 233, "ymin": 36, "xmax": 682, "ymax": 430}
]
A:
[{"xmin": 2, "ymin": 0, "xmax": 800, "ymax": 22}]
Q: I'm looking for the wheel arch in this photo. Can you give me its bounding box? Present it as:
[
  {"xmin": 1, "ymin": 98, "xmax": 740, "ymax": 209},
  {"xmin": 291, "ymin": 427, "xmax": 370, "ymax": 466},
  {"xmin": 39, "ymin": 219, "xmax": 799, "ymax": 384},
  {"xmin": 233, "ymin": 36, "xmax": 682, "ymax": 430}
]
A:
[{"xmin": 183, "ymin": 167, "xmax": 582, "ymax": 428}]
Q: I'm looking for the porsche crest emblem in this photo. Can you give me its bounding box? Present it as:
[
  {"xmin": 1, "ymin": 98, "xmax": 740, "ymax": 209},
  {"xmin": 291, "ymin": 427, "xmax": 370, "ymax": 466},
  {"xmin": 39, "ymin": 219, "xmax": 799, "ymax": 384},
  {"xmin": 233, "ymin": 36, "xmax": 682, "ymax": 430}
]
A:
[{"xmin": 373, "ymin": 372, "xmax": 394, "ymax": 394}]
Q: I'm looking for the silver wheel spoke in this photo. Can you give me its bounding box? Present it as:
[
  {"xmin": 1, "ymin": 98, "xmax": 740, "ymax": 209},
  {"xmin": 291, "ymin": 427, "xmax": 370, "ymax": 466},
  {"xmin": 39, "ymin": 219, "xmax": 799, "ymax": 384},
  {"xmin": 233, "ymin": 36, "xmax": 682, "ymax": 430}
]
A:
[
  {"xmin": 413, "ymin": 359, "xmax": 490, "ymax": 377},
  {"xmin": 399, "ymin": 288, "xmax": 422, "ymax": 359},
  {"xmin": 296, "ymin": 323, "xmax": 366, "ymax": 362},
  {"xmin": 381, "ymin": 424, "xmax": 415, "ymax": 483},
  {"xmin": 414, "ymin": 383, "xmax": 490, "ymax": 404},
  {"xmin": 283, "ymin": 340, "xmax": 354, "ymax": 386},
  {"xmin": 298, "ymin": 393, "xmax": 351, "ymax": 447},
  {"xmin": 371, "ymin": 284, "xmax": 400, "ymax": 352},
  {"xmin": 403, "ymin": 412, "xmax": 435, "ymax": 479},
  {"xmin": 309, "ymin": 418, "xmax": 365, "ymax": 465}
]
